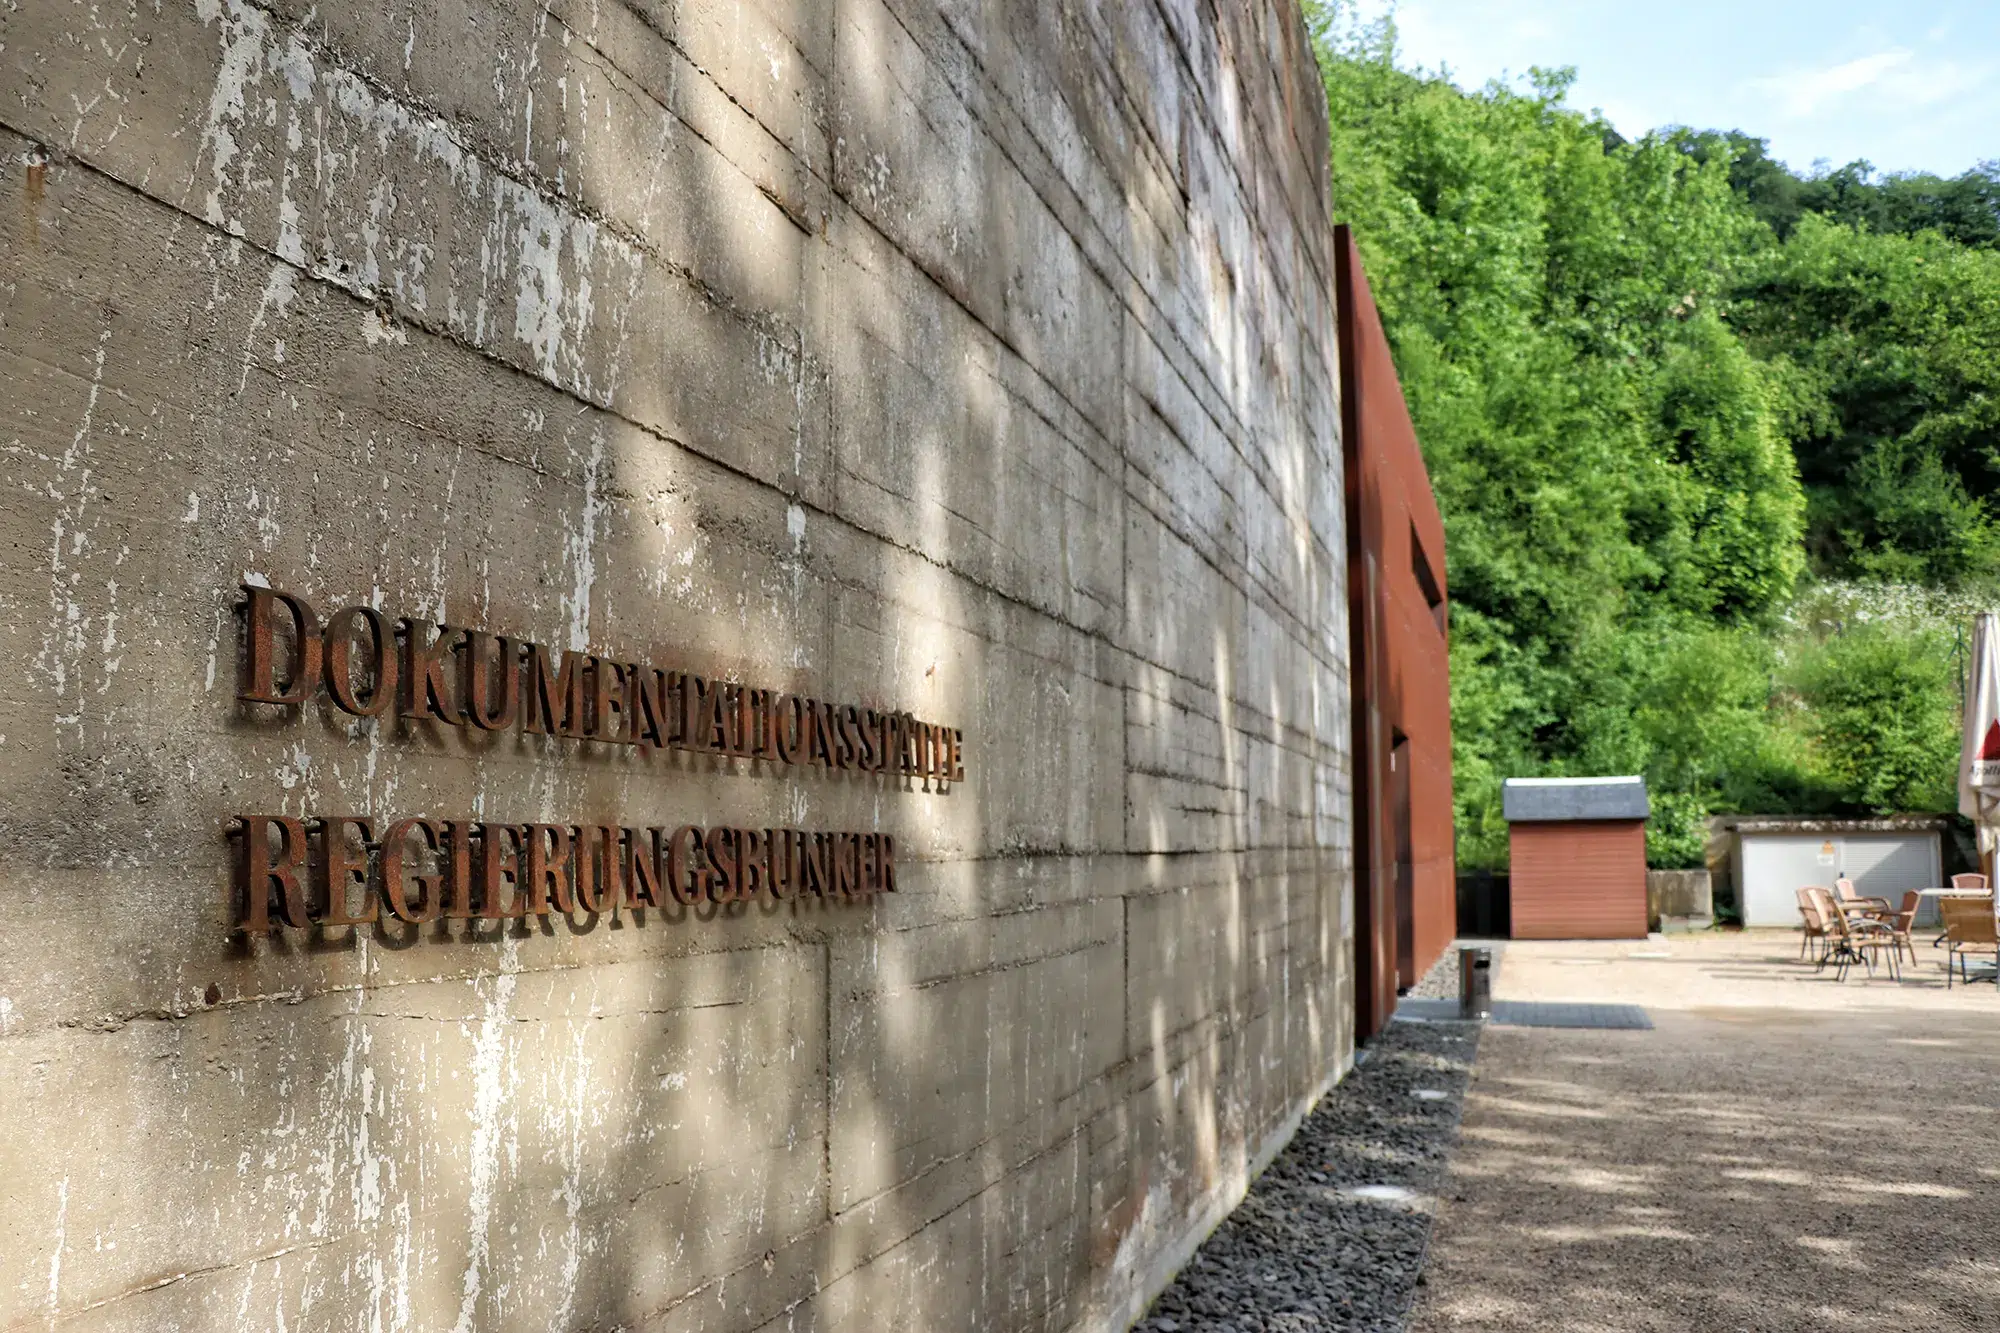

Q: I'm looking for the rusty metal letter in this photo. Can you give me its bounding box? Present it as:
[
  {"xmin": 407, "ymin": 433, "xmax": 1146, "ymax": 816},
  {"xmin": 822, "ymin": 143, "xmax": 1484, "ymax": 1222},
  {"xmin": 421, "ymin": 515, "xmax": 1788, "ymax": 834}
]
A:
[
  {"xmin": 832, "ymin": 832, "xmax": 859, "ymax": 898},
  {"xmin": 572, "ymin": 823, "xmax": 624, "ymax": 914},
  {"xmin": 705, "ymin": 826, "xmax": 739, "ymax": 903},
  {"xmin": 442, "ymin": 819, "xmax": 478, "ymax": 919},
  {"xmin": 525, "ymin": 823, "xmax": 574, "ymax": 915},
  {"xmin": 382, "ymin": 818, "xmax": 443, "ymax": 923},
  {"xmin": 317, "ymin": 816, "xmax": 379, "ymax": 926},
  {"xmin": 751, "ymin": 689, "xmax": 778, "ymax": 760},
  {"xmin": 521, "ymin": 643, "xmax": 583, "ymax": 737},
  {"xmin": 666, "ymin": 825, "xmax": 704, "ymax": 906},
  {"xmin": 775, "ymin": 693, "xmax": 804, "ymax": 764},
  {"xmin": 728, "ymin": 683, "xmax": 749, "ymax": 757},
  {"xmin": 627, "ymin": 827, "xmax": 663, "ymax": 908},
  {"xmin": 767, "ymin": 828, "xmax": 798, "ymax": 900},
  {"xmin": 807, "ymin": 699, "xmax": 835, "ymax": 767},
  {"xmin": 477, "ymin": 823, "xmax": 528, "ymax": 918},
  {"xmin": 324, "ymin": 605, "xmax": 396, "ymax": 717},
  {"xmin": 461, "ymin": 631, "xmax": 520, "ymax": 731},
  {"xmin": 232, "ymin": 814, "xmax": 311, "ymax": 932},
  {"xmin": 399, "ymin": 619, "xmax": 461, "ymax": 725},
  {"xmin": 699, "ymin": 677, "xmax": 730, "ymax": 753},
  {"xmin": 241, "ymin": 585, "xmax": 322, "ymax": 706},
  {"xmin": 857, "ymin": 833, "xmax": 878, "ymax": 896},
  {"xmin": 801, "ymin": 831, "xmax": 830, "ymax": 898},
  {"xmin": 738, "ymin": 828, "xmax": 766, "ymax": 901},
  {"xmin": 592, "ymin": 660, "xmax": 633, "ymax": 745},
  {"xmin": 632, "ymin": 668, "xmax": 669, "ymax": 749}
]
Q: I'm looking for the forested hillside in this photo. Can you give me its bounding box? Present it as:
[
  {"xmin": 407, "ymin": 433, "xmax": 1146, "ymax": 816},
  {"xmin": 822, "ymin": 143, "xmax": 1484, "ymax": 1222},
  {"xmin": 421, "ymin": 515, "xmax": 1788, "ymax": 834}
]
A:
[{"xmin": 1308, "ymin": 11, "xmax": 1992, "ymax": 869}]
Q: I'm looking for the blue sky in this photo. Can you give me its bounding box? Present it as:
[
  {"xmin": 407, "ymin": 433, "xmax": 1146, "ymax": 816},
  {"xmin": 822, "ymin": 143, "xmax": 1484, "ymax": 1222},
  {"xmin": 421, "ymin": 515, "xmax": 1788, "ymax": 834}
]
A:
[{"xmin": 1345, "ymin": 1, "xmax": 2000, "ymax": 176}]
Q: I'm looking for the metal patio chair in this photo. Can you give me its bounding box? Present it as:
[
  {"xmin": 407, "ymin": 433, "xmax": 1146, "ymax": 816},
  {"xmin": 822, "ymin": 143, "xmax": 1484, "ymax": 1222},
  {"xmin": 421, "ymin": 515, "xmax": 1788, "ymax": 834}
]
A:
[
  {"xmin": 1884, "ymin": 889, "xmax": 1922, "ymax": 965},
  {"xmin": 1941, "ymin": 895, "xmax": 2000, "ymax": 989},
  {"xmin": 1834, "ymin": 877, "xmax": 1893, "ymax": 918},
  {"xmin": 1796, "ymin": 887, "xmax": 1832, "ymax": 965},
  {"xmin": 1811, "ymin": 886, "xmax": 1900, "ymax": 982}
]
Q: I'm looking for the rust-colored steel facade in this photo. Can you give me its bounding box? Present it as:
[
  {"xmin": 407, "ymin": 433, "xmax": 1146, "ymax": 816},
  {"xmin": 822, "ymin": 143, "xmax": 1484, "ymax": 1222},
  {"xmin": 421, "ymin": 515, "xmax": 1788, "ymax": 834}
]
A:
[
  {"xmin": 1508, "ymin": 821, "xmax": 1650, "ymax": 939},
  {"xmin": 1337, "ymin": 226, "xmax": 1457, "ymax": 1041}
]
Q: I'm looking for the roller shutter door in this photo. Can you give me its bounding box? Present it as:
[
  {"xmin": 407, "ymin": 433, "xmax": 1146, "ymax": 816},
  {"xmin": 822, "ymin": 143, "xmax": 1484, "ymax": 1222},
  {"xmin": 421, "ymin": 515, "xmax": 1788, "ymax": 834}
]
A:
[
  {"xmin": 1739, "ymin": 835, "xmax": 1837, "ymax": 927},
  {"xmin": 1509, "ymin": 820, "xmax": 1648, "ymax": 939},
  {"xmin": 1843, "ymin": 835, "xmax": 1940, "ymax": 899},
  {"xmin": 1737, "ymin": 832, "xmax": 1942, "ymax": 927}
]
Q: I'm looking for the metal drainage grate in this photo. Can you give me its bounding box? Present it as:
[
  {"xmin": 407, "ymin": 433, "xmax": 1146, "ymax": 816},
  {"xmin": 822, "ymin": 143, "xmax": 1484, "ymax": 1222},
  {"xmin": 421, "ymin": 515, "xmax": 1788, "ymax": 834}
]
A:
[
  {"xmin": 1390, "ymin": 997, "xmax": 1470, "ymax": 1023},
  {"xmin": 1491, "ymin": 1001, "xmax": 1652, "ymax": 1030}
]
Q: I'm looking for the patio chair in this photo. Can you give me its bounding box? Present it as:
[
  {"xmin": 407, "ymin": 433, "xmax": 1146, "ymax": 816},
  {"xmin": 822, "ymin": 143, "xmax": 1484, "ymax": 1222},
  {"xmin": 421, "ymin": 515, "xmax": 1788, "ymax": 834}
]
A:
[
  {"xmin": 1951, "ymin": 873, "xmax": 1989, "ymax": 890},
  {"xmin": 1939, "ymin": 895, "xmax": 2000, "ymax": 989},
  {"xmin": 1833, "ymin": 877, "xmax": 1893, "ymax": 917},
  {"xmin": 1885, "ymin": 890, "xmax": 1922, "ymax": 965},
  {"xmin": 1811, "ymin": 886, "xmax": 1900, "ymax": 982},
  {"xmin": 1796, "ymin": 887, "xmax": 1832, "ymax": 964}
]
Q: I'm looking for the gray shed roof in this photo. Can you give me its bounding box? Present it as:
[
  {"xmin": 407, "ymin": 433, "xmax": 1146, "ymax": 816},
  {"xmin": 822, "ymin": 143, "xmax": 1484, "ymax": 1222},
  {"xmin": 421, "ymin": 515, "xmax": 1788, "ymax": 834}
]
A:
[{"xmin": 1503, "ymin": 776, "xmax": 1649, "ymax": 823}]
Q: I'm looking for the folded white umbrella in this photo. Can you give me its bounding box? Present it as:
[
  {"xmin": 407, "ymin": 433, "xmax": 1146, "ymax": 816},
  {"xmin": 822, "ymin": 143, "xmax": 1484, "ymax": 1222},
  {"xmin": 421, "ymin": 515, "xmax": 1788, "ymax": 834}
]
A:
[{"xmin": 1958, "ymin": 612, "xmax": 2000, "ymax": 856}]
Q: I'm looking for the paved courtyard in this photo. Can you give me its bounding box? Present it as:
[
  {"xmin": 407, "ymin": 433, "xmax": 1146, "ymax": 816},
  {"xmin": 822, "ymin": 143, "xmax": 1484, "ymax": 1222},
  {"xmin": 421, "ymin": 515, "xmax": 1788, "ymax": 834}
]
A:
[{"xmin": 1412, "ymin": 930, "xmax": 2000, "ymax": 1332}]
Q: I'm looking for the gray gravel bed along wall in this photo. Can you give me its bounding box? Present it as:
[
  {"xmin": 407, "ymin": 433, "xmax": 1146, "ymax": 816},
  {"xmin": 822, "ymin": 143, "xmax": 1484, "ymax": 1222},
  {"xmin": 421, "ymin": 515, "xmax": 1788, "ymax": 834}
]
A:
[
  {"xmin": 1408, "ymin": 940, "xmax": 1506, "ymax": 1001},
  {"xmin": 1134, "ymin": 1017, "xmax": 1481, "ymax": 1332}
]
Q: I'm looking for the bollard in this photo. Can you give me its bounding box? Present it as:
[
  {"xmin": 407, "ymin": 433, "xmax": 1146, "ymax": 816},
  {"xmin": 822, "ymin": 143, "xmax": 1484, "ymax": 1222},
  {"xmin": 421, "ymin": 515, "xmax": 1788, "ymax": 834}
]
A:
[{"xmin": 1458, "ymin": 946, "xmax": 1492, "ymax": 1019}]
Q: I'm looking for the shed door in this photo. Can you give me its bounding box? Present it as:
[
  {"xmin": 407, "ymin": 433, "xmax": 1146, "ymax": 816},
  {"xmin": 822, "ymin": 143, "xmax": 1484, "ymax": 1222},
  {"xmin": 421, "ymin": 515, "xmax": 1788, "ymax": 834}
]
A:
[
  {"xmin": 1740, "ymin": 835, "xmax": 1838, "ymax": 928},
  {"xmin": 1509, "ymin": 821, "xmax": 1648, "ymax": 939}
]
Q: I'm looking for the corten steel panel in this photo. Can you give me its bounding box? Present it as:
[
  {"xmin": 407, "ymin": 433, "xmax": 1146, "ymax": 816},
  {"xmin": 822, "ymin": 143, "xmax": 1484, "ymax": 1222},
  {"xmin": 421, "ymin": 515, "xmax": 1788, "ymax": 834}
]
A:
[
  {"xmin": 1509, "ymin": 821, "xmax": 1649, "ymax": 939},
  {"xmin": 1337, "ymin": 225, "xmax": 1455, "ymax": 1039}
]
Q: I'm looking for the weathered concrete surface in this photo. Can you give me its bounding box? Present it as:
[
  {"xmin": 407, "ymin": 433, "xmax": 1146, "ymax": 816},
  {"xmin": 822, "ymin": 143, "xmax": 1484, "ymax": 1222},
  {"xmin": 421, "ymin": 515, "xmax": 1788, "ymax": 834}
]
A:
[
  {"xmin": 1648, "ymin": 868, "xmax": 1712, "ymax": 928},
  {"xmin": 1412, "ymin": 933, "xmax": 2000, "ymax": 1332},
  {"xmin": 0, "ymin": 1, "xmax": 1347, "ymax": 1330}
]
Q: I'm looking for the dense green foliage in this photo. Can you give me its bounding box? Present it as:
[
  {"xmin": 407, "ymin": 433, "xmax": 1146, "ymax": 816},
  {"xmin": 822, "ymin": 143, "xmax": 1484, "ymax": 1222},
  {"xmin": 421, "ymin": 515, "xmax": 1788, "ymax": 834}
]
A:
[
  {"xmin": 1732, "ymin": 220, "xmax": 2000, "ymax": 584},
  {"xmin": 1307, "ymin": 8, "xmax": 1987, "ymax": 869},
  {"xmin": 1789, "ymin": 626, "xmax": 1961, "ymax": 814},
  {"xmin": 1678, "ymin": 131, "xmax": 2000, "ymax": 249}
]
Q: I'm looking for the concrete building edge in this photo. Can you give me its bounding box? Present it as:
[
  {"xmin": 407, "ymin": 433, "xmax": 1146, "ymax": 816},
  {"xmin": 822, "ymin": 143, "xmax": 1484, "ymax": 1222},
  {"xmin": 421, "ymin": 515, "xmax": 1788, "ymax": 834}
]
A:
[{"xmin": 1079, "ymin": 1050, "xmax": 1356, "ymax": 1332}]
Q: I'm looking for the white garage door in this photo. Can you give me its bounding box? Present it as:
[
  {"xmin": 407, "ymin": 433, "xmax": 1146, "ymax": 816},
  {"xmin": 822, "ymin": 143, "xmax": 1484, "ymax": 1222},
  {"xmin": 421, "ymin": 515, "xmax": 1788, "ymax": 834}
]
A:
[
  {"xmin": 1845, "ymin": 835, "xmax": 1943, "ymax": 921},
  {"xmin": 1738, "ymin": 832, "xmax": 1942, "ymax": 928},
  {"xmin": 1740, "ymin": 835, "xmax": 1839, "ymax": 927}
]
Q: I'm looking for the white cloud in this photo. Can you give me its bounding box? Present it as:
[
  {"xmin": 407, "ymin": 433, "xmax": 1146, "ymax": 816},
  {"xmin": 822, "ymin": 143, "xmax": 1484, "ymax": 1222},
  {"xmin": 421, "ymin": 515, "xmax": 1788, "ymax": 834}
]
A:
[{"xmin": 1751, "ymin": 48, "xmax": 1913, "ymax": 117}]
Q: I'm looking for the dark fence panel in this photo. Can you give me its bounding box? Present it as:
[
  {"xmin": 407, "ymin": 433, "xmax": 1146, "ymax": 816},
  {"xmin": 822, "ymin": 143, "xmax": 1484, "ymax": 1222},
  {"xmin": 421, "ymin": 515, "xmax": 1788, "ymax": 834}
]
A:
[{"xmin": 1456, "ymin": 872, "xmax": 1510, "ymax": 939}]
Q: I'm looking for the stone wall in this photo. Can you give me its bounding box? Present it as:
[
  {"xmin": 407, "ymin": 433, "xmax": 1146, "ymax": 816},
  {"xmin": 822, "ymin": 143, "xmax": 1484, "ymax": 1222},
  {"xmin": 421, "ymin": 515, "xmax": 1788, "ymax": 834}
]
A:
[
  {"xmin": 0, "ymin": 2, "xmax": 1350, "ymax": 1330},
  {"xmin": 1646, "ymin": 870, "xmax": 1714, "ymax": 931}
]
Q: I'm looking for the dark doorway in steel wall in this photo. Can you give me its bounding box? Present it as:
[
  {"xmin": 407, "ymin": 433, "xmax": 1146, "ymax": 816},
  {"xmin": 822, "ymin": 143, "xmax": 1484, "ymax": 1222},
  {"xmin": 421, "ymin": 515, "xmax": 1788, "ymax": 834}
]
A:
[{"xmin": 1392, "ymin": 730, "xmax": 1415, "ymax": 991}]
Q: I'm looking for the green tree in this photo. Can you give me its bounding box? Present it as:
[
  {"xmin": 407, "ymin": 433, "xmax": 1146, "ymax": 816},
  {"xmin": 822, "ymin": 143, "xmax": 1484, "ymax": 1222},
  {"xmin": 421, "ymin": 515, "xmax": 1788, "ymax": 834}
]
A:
[
  {"xmin": 1310, "ymin": 8, "xmax": 1805, "ymax": 865},
  {"xmin": 1789, "ymin": 626, "xmax": 1961, "ymax": 813},
  {"xmin": 1734, "ymin": 218, "xmax": 2000, "ymax": 585},
  {"xmin": 1305, "ymin": 3, "xmax": 1974, "ymax": 868}
]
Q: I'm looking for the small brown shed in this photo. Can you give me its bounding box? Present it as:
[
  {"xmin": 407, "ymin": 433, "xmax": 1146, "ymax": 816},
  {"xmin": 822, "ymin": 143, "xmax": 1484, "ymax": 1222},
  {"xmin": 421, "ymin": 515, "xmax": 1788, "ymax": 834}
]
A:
[{"xmin": 1504, "ymin": 777, "xmax": 1650, "ymax": 939}]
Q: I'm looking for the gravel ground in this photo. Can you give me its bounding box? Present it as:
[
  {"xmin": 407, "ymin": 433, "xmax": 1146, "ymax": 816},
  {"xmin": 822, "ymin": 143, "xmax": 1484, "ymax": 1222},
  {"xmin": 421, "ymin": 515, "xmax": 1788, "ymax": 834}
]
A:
[
  {"xmin": 1410, "ymin": 932, "xmax": 2000, "ymax": 1332},
  {"xmin": 1134, "ymin": 1011, "xmax": 1481, "ymax": 1332}
]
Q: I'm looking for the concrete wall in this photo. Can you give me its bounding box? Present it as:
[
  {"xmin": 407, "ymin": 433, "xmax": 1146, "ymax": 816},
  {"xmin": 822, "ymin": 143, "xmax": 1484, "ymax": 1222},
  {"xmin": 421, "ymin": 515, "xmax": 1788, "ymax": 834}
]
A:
[{"xmin": 0, "ymin": 2, "xmax": 1350, "ymax": 1330}]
